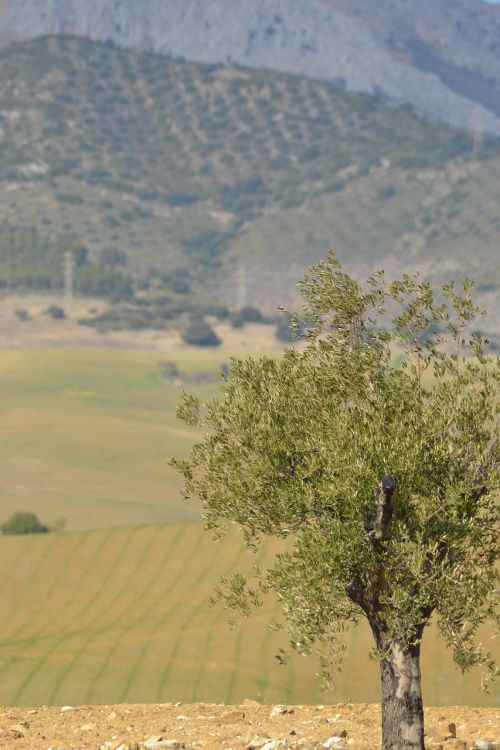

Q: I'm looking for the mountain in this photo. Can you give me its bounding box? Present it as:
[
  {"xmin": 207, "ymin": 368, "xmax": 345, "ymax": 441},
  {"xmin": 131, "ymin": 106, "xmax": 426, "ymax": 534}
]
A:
[
  {"xmin": 1, "ymin": 0, "xmax": 500, "ymax": 135},
  {"xmin": 0, "ymin": 35, "xmax": 499, "ymax": 339}
]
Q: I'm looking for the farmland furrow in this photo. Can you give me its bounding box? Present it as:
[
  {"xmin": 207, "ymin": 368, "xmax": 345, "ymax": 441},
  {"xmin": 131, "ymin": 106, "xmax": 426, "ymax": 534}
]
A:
[
  {"xmin": 83, "ymin": 522, "xmax": 193, "ymax": 702},
  {"xmin": 44, "ymin": 524, "xmax": 162, "ymax": 700},
  {"xmin": 11, "ymin": 527, "xmax": 135, "ymax": 704},
  {"xmin": 192, "ymin": 544, "xmax": 268, "ymax": 704},
  {"xmin": 0, "ymin": 531, "xmax": 86, "ymax": 641},
  {"xmin": 152, "ymin": 532, "xmax": 249, "ymax": 704},
  {"xmin": 0, "ymin": 529, "xmax": 108, "ymax": 694},
  {"xmin": 118, "ymin": 523, "xmax": 220, "ymax": 702},
  {"xmin": 0, "ymin": 521, "xmax": 494, "ymax": 707},
  {"xmin": 46, "ymin": 524, "xmax": 168, "ymax": 705},
  {"xmin": 100, "ymin": 522, "xmax": 198, "ymax": 703}
]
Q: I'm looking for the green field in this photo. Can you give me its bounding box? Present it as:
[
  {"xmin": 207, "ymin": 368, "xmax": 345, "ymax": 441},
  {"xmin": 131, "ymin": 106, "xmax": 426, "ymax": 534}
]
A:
[
  {"xmin": 0, "ymin": 348, "xmax": 497, "ymax": 707},
  {"xmin": 0, "ymin": 347, "xmax": 227, "ymax": 530}
]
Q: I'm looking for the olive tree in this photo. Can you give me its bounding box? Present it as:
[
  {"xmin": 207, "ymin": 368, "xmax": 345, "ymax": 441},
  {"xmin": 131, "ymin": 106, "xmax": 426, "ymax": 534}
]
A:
[{"xmin": 173, "ymin": 254, "xmax": 499, "ymax": 750}]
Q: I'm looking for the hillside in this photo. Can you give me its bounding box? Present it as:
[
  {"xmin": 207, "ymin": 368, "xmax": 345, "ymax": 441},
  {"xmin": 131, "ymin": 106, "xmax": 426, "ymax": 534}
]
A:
[
  {"xmin": 1, "ymin": 35, "xmax": 500, "ymax": 338},
  {"xmin": 1, "ymin": 0, "xmax": 500, "ymax": 136}
]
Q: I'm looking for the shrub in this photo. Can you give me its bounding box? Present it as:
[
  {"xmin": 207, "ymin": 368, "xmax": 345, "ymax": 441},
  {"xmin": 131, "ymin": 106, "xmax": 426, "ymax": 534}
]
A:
[
  {"xmin": 240, "ymin": 305, "xmax": 264, "ymax": 322},
  {"xmin": 79, "ymin": 307, "xmax": 158, "ymax": 331},
  {"xmin": 55, "ymin": 191, "xmax": 84, "ymax": 205},
  {"xmin": 230, "ymin": 311, "xmax": 246, "ymax": 328},
  {"xmin": 46, "ymin": 304, "xmax": 66, "ymax": 319},
  {"xmin": 198, "ymin": 303, "xmax": 229, "ymax": 319},
  {"xmin": 182, "ymin": 318, "xmax": 221, "ymax": 347},
  {"xmin": 99, "ymin": 247, "xmax": 128, "ymax": 267},
  {"xmin": 167, "ymin": 277, "xmax": 190, "ymax": 294},
  {"xmin": 1, "ymin": 512, "xmax": 49, "ymax": 535},
  {"xmin": 15, "ymin": 309, "xmax": 30, "ymax": 321},
  {"xmin": 159, "ymin": 360, "xmax": 181, "ymax": 382},
  {"xmin": 377, "ymin": 185, "xmax": 396, "ymax": 200}
]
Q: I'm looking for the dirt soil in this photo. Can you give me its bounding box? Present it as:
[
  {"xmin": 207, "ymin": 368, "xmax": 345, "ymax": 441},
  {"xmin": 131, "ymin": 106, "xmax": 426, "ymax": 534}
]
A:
[{"xmin": 0, "ymin": 703, "xmax": 498, "ymax": 750}]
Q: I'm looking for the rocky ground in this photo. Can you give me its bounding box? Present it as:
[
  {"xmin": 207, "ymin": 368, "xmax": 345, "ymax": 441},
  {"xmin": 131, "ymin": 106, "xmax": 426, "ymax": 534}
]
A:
[{"xmin": 0, "ymin": 703, "xmax": 498, "ymax": 750}]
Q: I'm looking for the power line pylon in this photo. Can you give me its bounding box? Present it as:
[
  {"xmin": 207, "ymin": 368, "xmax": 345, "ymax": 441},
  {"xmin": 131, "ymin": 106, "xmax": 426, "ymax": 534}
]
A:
[
  {"xmin": 64, "ymin": 250, "xmax": 74, "ymax": 312},
  {"xmin": 236, "ymin": 262, "xmax": 247, "ymax": 309}
]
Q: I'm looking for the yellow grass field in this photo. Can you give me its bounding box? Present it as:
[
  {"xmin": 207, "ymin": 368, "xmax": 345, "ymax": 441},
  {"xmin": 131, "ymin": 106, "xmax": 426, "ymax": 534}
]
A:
[
  {"xmin": 0, "ymin": 522, "xmax": 496, "ymax": 708},
  {"xmin": 0, "ymin": 348, "xmax": 497, "ymax": 708}
]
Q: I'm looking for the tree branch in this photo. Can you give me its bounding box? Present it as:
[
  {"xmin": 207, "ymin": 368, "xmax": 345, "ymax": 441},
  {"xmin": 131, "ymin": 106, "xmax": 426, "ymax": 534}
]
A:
[
  {"xmin": 373, "ymin": 475, "xmax": 396, "ymax": 542},
  {"xmin": 348, "ymin": 476, "xmax": 397, "ymax": 630}
]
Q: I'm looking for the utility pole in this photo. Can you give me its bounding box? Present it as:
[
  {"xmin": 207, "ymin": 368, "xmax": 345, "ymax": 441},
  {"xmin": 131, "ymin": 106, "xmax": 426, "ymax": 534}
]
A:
[
  {"xmin": 63, "ymin": 250, "xmax": 74, "ymax": 312},
  {"xmin": 236, "ymin": 262, "xmax": 247, "ymax": 309},
  {"xmin": 471, "ymin": 110, "xmax": 483, "ymax": 161}
]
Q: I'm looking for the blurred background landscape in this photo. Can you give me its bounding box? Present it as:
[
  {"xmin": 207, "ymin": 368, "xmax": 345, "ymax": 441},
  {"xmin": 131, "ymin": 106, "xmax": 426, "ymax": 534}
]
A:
[{"xmin": 0, "ymin": 0, "xmax": 498, "ymax": 708}]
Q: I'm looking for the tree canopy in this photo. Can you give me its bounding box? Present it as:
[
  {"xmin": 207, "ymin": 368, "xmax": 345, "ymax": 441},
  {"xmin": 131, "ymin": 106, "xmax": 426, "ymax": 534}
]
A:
[{"xmin": 174, "ymin": 253, "xmax": 499, "ymax": 748}]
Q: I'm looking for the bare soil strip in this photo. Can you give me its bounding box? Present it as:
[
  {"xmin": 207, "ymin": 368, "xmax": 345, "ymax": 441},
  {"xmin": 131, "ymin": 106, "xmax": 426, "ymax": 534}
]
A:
[{"xmin": 0, "ymin": 702, "xmax": 498, "ymax": 750}]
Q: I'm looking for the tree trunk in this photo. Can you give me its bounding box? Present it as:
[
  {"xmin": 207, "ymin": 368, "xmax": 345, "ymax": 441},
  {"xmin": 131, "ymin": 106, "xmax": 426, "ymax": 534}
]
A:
[
  {"xmin": 379, "ymin": 641, "xmax": 425, "ymax": 750},
  {"xmin": 347, "ymin": 474, "xmax": 426, "ymax": 748}
]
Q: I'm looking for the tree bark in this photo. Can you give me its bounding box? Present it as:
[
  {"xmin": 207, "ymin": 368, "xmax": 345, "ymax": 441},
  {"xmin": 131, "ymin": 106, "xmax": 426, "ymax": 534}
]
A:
[
  {"xmin": 349, "ymin": 474, "xmax": 426, "ymax": 749},
  {"xmin": 374, "ymin": 475, "xmax": 395, "ymax": 542},
  {"xmin": 379, "ymin": 641, "xmax": 425, "ymax": 750}
]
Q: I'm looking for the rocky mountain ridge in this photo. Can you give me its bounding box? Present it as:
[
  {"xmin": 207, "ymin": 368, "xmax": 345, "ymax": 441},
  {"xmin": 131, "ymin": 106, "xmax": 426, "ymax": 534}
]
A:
[{"xmin": 1, "ymin": 0, "xmax": 500, "ymax": 135}]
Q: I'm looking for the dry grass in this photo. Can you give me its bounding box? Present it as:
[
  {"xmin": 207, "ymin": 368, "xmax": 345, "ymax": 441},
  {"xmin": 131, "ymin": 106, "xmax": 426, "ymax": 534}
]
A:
[
  {"xmin": 0, "ymin": 347, "xmax": 496, "ymax": 708},
  {"xmin": 0, "ymin": 523, "xmax": 321, "ymax": 706},
  {"xmin": 0, "ymin": 523, "xmax": 496, "ymax": 708}
]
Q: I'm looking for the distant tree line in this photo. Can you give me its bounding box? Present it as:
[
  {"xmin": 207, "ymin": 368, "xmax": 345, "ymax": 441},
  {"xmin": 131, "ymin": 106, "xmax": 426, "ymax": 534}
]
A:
[
  {"xmin": 0, "ymin": 227, "xmax": 133, "ymax": 302},
  {"xmin": 1, "ymin": 226, "xmax": 304, "ymax": 345}
]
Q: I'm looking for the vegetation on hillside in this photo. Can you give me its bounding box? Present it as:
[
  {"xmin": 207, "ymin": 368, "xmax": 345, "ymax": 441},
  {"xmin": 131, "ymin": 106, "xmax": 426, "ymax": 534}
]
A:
[
  {"xmin": 1, "ymin": 35, "xmax": 500, "ymax": 326},
  {"xmin": 0, "ymin": 226, "xmax": 266, "ymax": 336},
  {"xmin": 0, "ymin": 36, "xmax": 477, "ymax": 214},
  {"xmin": 0, "ymin": 227, "xmax": 132, "ymax": 301}
]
